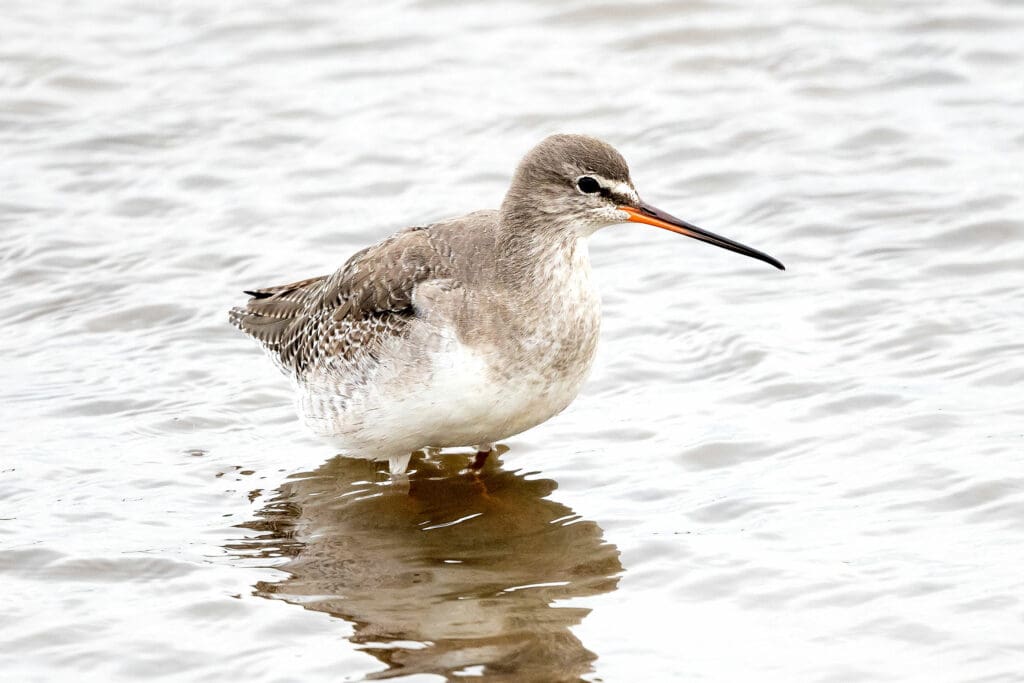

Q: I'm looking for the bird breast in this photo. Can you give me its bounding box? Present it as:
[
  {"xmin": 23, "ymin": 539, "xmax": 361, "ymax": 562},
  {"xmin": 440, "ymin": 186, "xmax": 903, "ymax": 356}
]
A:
[{"xmin": 478, "ymin": 238, "xmax": 602, "ymax": 393}]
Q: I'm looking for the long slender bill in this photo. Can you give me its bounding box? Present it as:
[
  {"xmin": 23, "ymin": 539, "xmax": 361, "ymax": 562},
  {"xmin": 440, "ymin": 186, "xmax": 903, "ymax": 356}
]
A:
[{"xmin": 620, "ymin": 202, "xmax": 785, "ymax": 270}]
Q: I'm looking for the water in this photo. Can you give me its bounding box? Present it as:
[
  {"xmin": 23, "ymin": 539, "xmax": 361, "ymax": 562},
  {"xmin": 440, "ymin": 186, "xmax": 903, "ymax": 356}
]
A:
[{"xmin": 3, "ymin": 0, "xmax": 1023, "ymax": 680}]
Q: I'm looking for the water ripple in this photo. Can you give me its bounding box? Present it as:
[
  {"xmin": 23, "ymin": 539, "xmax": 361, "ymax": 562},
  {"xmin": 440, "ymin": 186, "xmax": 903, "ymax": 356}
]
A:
[{"xmin": 3, "ymin": 0, "xmax": 1024, "ymax": 681}]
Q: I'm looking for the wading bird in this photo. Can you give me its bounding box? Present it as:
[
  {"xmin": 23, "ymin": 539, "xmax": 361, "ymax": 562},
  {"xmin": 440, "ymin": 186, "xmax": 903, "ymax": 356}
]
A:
[{"xmin": 230, "ymin": 134, "xmax": 784, "ymax": 475}]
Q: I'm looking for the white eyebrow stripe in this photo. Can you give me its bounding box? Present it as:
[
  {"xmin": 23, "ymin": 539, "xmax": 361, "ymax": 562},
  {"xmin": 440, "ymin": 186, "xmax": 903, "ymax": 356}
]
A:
[
  {"xmin": 582, "ymin": 174, "xmax": 640, "ymax": 202},
  {"xmin": 606, "ymin": 180, "xmax": 639, "ymax": 202}
]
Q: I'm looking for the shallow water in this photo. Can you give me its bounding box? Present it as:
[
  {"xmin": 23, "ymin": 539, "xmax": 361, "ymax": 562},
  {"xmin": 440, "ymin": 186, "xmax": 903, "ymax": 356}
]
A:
[{"xmin": 3, "ymin": 0, "xmax": 1024, "ymax": 680}]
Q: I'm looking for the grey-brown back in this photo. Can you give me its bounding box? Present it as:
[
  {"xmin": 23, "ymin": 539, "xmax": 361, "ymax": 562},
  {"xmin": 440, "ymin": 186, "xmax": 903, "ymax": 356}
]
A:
[{"xmin": 228, "ymin": 213, "xmax": 499, "ymax": 377}]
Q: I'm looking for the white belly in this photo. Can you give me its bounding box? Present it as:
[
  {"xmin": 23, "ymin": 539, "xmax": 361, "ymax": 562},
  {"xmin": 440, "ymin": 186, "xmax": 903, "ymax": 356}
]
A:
[{"xmin": 297, "ymin": 324, "xmax": 593, "ymax": 459}]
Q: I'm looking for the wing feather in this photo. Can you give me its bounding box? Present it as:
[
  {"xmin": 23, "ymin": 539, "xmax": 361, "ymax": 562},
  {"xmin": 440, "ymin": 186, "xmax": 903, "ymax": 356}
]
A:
[{"xmin": 229, "ymin": 227, "xmax": 453, "ymax": 376}]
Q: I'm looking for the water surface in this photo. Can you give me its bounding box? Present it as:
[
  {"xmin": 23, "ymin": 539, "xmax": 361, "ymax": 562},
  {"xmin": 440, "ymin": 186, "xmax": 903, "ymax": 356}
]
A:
[{"xmin": 3, "ymin": 0, "xmax": 1024, "ymax": 680}]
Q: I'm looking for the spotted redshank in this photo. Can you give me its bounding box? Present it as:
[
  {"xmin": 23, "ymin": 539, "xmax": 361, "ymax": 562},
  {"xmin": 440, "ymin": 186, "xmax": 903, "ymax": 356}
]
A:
[{"xmin": 230, "ymin": 134, "xmax": 784, "ymax": 475}]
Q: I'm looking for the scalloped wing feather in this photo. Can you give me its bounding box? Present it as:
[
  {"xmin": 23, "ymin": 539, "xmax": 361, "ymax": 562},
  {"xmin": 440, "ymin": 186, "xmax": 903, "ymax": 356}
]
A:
[{"xmin": 229, "ymin": 228, "xmax": 453, "ymax": 376}]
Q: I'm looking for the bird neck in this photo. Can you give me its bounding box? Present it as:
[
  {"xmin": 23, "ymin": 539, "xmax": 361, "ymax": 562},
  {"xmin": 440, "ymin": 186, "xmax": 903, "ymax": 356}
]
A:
[{"xmin": 494, "ymin": 218, "xmax": 592, "ymax": 293}]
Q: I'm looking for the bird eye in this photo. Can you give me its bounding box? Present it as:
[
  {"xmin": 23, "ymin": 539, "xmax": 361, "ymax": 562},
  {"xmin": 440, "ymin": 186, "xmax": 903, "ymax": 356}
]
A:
[{"xmin": 576, "ymin": 176, "xmax": 601, "ymax": 194}]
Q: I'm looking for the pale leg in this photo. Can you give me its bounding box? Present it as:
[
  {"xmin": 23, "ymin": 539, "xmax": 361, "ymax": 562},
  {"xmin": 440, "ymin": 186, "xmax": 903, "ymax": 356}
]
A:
[{"xmin": 388, "ymin": 452, "xmax": 412, "ymax": 476}]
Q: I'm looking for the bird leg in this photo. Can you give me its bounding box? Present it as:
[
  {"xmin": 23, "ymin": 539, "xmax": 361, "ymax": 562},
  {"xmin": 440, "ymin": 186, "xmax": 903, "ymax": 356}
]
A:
[
  {"xmin": 470, "ymin": 444, "xmax": 493, "ymax": 471},
  {"xmin": 388, "ymin": 452, "xmax": 413, "ymax": 476}
]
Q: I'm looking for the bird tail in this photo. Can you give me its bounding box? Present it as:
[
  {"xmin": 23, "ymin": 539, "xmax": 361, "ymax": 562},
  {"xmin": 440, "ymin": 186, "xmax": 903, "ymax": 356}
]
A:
[{"xmin": 228, "ymin": 275, "xmax": 328, "ymax": 352}]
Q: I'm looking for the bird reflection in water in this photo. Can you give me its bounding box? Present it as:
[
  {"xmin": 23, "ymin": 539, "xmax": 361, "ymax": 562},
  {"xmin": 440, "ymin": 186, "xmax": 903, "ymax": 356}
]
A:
[{"xmin": 231, "ymin": 449, "xmax": 622, "ymax": 680}]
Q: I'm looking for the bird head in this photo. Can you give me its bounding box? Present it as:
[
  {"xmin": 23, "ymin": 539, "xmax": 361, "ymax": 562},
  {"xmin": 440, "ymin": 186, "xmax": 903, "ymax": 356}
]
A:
[{"xmin": 502, "ymin": 134, "xmax": 784, "ymax": 270}]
